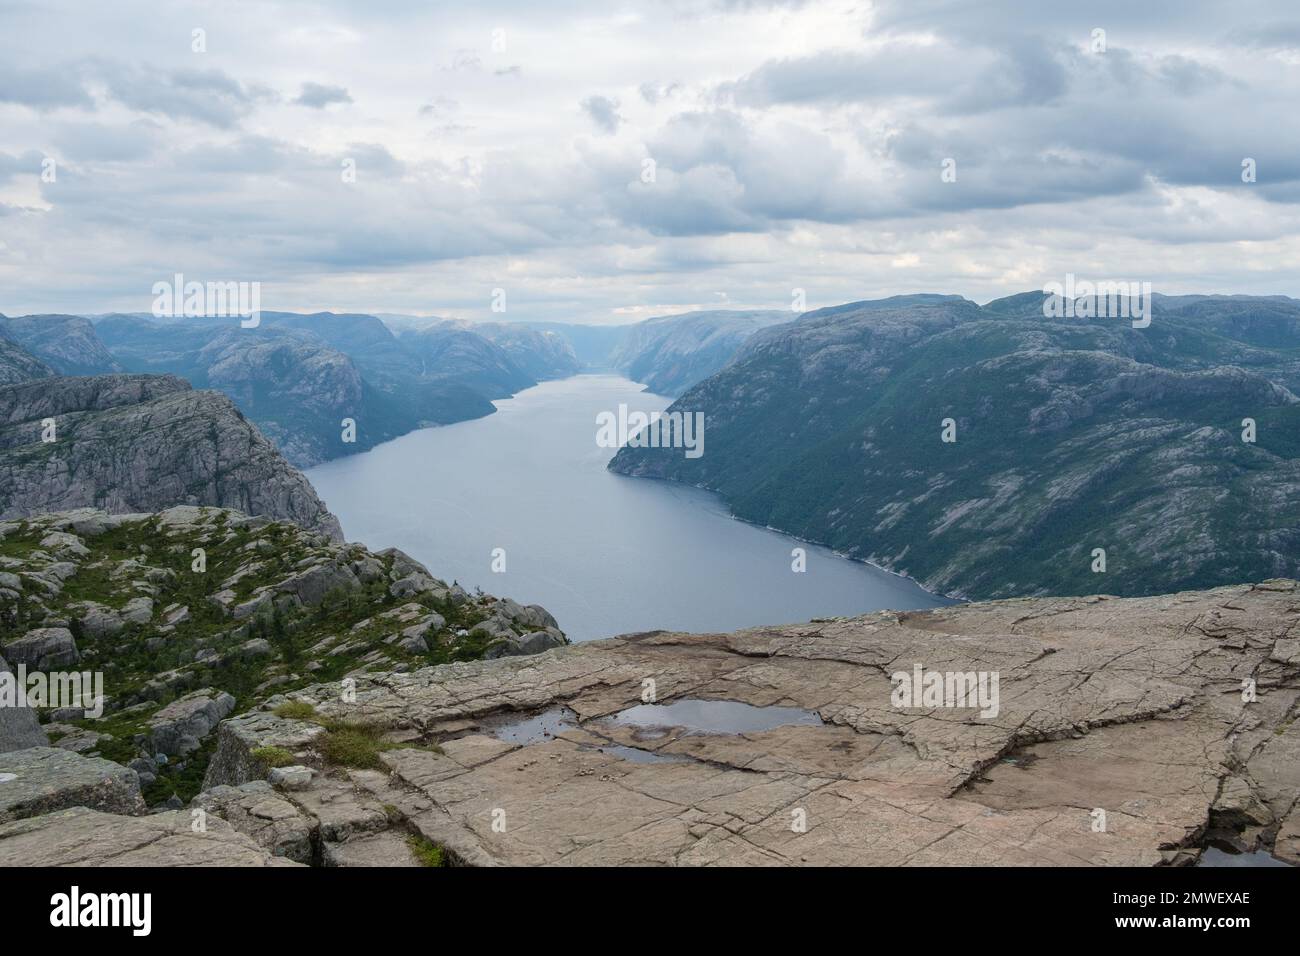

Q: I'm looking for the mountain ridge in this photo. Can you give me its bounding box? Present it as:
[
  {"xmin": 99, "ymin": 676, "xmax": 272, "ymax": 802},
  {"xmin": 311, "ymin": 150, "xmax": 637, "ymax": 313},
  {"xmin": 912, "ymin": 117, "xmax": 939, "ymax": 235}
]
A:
[{"xmin": 610, "ymin": 291, "xmax": 1300, "ymax": 600}]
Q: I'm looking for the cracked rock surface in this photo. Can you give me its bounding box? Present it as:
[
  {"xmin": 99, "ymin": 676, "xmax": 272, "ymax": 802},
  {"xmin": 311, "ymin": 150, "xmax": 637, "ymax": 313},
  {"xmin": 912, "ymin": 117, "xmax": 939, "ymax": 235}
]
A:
[
  {"xmin": 0, "ymin": 806, "xmax": 300, "ymax": 866},
  {"xmin": 240, "ymin": 580, "xmax": 1300, "ymax": 866},
  {"xmin": 0, "ymin": 747, "xmax": 145, "ymax": 823}
]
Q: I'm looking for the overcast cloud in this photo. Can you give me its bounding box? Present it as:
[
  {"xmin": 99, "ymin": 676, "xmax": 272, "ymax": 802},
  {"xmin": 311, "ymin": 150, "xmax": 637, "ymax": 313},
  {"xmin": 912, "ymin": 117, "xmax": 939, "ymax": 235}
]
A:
[{"xmin": 1, "ymin": 0, "xmax": 1298, "ymax": 322}]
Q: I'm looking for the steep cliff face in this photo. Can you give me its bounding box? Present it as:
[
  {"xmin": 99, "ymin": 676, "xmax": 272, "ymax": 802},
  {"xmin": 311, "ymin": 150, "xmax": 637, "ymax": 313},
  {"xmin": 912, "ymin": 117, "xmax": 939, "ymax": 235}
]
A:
[
  {"xmin": 0, "ymin": 374, "xmax": 341, "ymax": 540},
  {"xmin": 193, "ymin": 330, "xmax": 366, "ymax": 467},
  {"xmin": 96, "ymin": 317, "xmax": 380, "ymax": 467},
  {"xmin": 610, "ymin": 294, "xmax": 1300, "ymax": 600},
  {"xmin": 611, "ymin": 309, "xmax": 789, "ymax": 396}
]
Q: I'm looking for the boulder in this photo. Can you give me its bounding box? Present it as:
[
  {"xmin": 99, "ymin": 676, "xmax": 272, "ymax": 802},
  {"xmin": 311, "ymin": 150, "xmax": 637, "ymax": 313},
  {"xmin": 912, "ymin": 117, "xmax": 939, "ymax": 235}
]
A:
[
  {"xmin": 268, "ymin": 765, "xmax": 314, "ymax": 790},
  {"xmin": 1, "ymin": 627, "xmax": 79, "ymax": 669},
  {"xmin": 162, "ymin": 603, "xmax": 190, "ymax": 626},
  {"xmin": 240, "ymin": 638, "xmax": 274, "ymax": 659},
  {"xmin": 202, "ymin": 712, "xmax": 325, "ymax": 789},
  {"xmin": 0, "ymin": 747, "xmax": 144, "ymax": 823},
  {"xmin": 389, "ymin": 573, "xmax": 440, "ymax": 600},
  {"xmin": 377, "ymin": 548, "xmax": 433, "ymax": 581},
  {"xmin": 39, "ymin": 531, "xmax": 90, "ymax": 558},
  {"xmin": 492, "ymin": 598, "xmax": 559, "ymax": 630},
  {"xmin": 121, "ymin": 596, "xmax": 154, "ymax": 624},
  {"xmin": 322, "ymin": 830, "xmax": 420, "ymax": 867},
  {"xmin": 147, "ymin": 688, "xmax": 236, "ymax": 757},
  {"xmin": 469, "ymin": 617, "xmax": 515, "ymax": 643},
  {"xmin": 45, "ymin": 723, "xmax": 110, "ymax": 754},
  {"xmin": 277, "ymin": 561, "xmax": 360, "ymax": 606},
  {"xmin": 0, "ymin": 653, "xmax": 48, "ymax": 752},
  {"xmin": 73, "ymin": 602, "xmax": 125, "ymax": 639},
  {"xmin": 482, "ymin": 629, "xmax": 568, "ymax": 659}
]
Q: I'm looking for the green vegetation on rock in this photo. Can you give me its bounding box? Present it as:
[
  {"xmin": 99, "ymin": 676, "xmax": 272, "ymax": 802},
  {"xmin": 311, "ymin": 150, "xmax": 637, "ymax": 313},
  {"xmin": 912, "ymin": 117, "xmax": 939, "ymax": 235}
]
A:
[{"xmin": 0, "ymin": 506, "xmax": 567, "ymax": 807}]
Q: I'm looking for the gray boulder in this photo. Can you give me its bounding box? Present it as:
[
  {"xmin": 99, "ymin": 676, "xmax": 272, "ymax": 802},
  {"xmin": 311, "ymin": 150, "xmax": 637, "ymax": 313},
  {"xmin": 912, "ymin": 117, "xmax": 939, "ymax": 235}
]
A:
[
  {"xmin": 0, "ymin": 653, "xmax": 48, "ymax": 752},
  {"xmin": 202, "ymin": 712, "xmax": 325, "ymax": 789},
  {"xmin": 482, "ymin": 629, "xmax": 568, "ymax": 659},
  {"xmin": 73, "ymin": 601, "xmax": 125, "ymax": 638},
  {"xmin": 278, "ymin": 561, "xmax": 360, "ymax": 606},
  {"xmin": 389, "ymin": 573, "xmax": 440, "ymax": 600},
  {"xmin": 1, "ymin": 626, "xmax": 79, "ymax": 669},
  {"xmin": 147, "ymin": 688, "xmax": 237, "ymax": 757},
  {"xmin": 0, "ymin": 747, "xmax": 145, "ymax": 823},
  {"xmin": 377, "ymin": 548, "xmax": 432, "ymax": 580}
]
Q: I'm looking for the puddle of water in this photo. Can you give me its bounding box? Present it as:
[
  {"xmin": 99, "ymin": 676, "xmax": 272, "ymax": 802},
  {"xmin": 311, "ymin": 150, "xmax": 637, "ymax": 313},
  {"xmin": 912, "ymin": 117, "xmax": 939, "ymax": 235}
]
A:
[
  {"xmin": 605, "ymin": 698, "xmax": 823, "ymax": 736},
  {"xmin": 480, "ymin": 705, "xmax": 686, "ymax": 763},
  {"xmin": 479, "ymin": 698, "xmax": 822, "ymax": 764},
  {"xmin": 479, "ymin": 706, "xmax": 577, "ymax": 745},
  {"xmin": 1198, "ymin": 846, "xmax": 1292, "ymax": 868}
]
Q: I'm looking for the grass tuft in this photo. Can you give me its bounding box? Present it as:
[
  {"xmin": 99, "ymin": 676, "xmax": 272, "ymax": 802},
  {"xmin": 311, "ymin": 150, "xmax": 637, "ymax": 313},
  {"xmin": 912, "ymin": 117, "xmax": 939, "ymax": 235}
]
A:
[
  {"xmin": 273, "ymin": 700, "xmax": 318, "ymax": 720},
  {"xmin": 407, "ymin": 834, "xmax": 446, "ymax": 867},
  {"xmin": 251, "ymin": 745, "xmax": 297, "ymax": 768}
]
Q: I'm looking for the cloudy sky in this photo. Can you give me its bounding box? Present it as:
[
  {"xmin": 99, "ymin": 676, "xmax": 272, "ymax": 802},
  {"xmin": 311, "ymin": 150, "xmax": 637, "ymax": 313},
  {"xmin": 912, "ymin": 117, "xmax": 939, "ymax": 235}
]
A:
[{"xmin": 2, "ymin": 0, "xmax": 1299, "ymax": 323}]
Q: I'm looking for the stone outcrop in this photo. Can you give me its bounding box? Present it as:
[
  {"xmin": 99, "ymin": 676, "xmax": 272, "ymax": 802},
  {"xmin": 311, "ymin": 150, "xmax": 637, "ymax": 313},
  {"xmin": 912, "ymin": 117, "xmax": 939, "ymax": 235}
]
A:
[
  {"xmin": 215, "ymin": 580, "xmax": 1300, "ymax": 866},
  {"xmin": 191, "ymin": 781, "xmax": 315, "ymax": 863},
  {"xmin": 0, "ymin": 652, "xmax": 47, "ymax": 752},
  {"xmin": 0, "ymin": 806, "xmax": 300, "ymax": 866},
  {"xmin": 0, "ymin": 373, "xmax": 342, "ymax": 540},
  {"xmin": 1, "ymin": 626, "xmax": 79, "ymax": 669},
  {"xmin": 147, "ymin": 688, "xmax": 236, "ymax": 757},
  {"xmin": 0, "ymin": 507, "xmax": 565, "ymax": 807},
  {"xmin": 203, "ymin": 713, "xmax": 326, "ymax": 790},
  {"xmin": 0, "ymin": 747, "xmax": 145, "ymax": 822}
]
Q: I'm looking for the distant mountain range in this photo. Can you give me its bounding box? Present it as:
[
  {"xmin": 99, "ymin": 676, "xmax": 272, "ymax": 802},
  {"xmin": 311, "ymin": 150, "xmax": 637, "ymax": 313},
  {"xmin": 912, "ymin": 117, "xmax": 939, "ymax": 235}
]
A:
[
  {"xmin": 90, "ymin": 312, "xmax": 551, "ymax": 468},
  {"xmin": 17, "ymin": 292, "xmax": 1299, "ymax": 607},
  {"xmin": 609, "ymin": 309, "xmax": 788, "ymax": 396},
  {"xmin": 4, "ymin": 307, "xmax": 790, "ymax": 468},
  {"xmin": 611, "ymin": 292, "xmax": 1300, "ymax": 601}
]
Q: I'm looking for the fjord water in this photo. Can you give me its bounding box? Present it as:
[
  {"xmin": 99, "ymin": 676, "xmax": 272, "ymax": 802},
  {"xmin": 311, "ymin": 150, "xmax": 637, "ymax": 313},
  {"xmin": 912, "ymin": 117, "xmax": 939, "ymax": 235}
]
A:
[{"xmin": 306, "ymin": 374, "xmax": 947, "ymax": 642}]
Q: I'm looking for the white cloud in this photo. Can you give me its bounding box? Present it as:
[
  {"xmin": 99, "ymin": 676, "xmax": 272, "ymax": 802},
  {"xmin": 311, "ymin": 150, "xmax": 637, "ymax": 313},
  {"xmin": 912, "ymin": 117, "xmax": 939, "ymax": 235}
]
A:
[{"xmin": 0, "ymin": 0, "xmax": 1298, "ymax": 321}]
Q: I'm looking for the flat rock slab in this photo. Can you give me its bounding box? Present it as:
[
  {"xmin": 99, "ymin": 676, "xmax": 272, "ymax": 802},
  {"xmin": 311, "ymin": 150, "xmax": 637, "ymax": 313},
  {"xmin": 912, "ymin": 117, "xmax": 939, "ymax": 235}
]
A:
[
  {"xmin": 274, "ymin": 580, "xmax": 1300, "ymax": 866},
  {"xmin": 0, "ymin": 806, "xmax": 301, "ymax": 866},
  {"xmin": 0, "ymin": 747, "xmax": 144, "ymax": 823},
  {"xmin": 322, "ymin": 831, "xmax": 420, "ymax": 867}
]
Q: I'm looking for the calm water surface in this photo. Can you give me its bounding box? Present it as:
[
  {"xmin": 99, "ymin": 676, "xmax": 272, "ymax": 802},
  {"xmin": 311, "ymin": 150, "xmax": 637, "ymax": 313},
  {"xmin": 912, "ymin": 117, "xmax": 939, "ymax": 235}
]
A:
[{"xmin": 307, "ymin": 374, "xmax": 947, "ymax": 642}]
